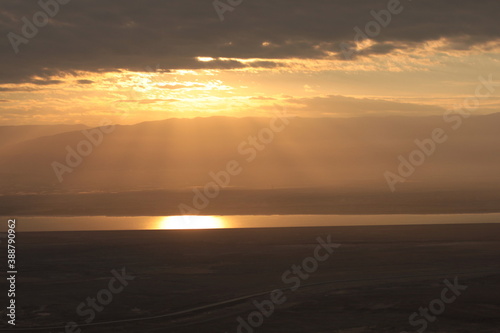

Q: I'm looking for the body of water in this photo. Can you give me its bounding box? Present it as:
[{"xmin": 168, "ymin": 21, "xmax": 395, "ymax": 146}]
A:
[{"xmin": 1, "ymin": 213, "xmax": 500, "ymax": 232}]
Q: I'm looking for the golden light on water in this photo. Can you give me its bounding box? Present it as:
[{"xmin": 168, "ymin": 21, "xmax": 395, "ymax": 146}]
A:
[{"xmin": 157, "ymin": 216, "xmax": 226, "ymax": 230}]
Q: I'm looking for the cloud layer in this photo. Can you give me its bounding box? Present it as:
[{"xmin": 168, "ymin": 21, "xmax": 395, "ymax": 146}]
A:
[{"xmin": 1, "ymin": 0, "xmax": 499, "ymax": 83}]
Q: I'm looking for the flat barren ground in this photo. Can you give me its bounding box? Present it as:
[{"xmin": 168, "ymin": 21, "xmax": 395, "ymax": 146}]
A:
[{"xmin": 1, "ymin": 223, "xmax": 500, "ymax": 332}]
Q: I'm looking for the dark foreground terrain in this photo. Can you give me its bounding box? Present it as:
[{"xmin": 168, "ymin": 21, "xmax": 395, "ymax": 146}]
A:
[{"xmin": 1, "ymin": 223, "xmax": 500, "ymax": 332}]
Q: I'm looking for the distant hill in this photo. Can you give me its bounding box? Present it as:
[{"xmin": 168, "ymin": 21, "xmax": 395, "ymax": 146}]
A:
[
  {"xmin": 0, "ymin": 124, "xmax": 88, "ymax": 149},
  {"xmin": 0, "ymin": 114, "xmax": 499, "ymax": 194}
]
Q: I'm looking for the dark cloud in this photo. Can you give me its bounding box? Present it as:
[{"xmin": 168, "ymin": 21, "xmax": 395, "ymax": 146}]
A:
[
  {"xmin": 30, "ymin": 79, "xmax": 63, "ymax": 85},
  {"xmin": 0, "ymin": 0, "xmax": 499, "ymax": 83},
  {"xmin": 76, "ymin": 79, "xmax": 95, "ymax": 85},
  {"xmin": 360, "ymin": 42, "xmax": 400, "ymax": 56},
  {"xmin": 248, "ymin": 61, "xmax": 280, "ymax": 68},
  {"xmin": 0, "ymin": 87, "xmax": 36, "ymax": 92}
]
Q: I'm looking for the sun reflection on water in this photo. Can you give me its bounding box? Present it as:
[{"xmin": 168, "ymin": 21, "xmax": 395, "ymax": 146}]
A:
[{"xmin": 157, "ymin": 216, "xmax": 226, "ymax": 230}]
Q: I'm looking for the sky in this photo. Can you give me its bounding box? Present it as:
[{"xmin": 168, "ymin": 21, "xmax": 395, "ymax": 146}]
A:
[{"xmin": 1, "ymin": 0, "xmax": 500, "ymax": 125}]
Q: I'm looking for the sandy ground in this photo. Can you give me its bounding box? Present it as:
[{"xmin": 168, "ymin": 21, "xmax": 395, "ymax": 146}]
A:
[{"xmin": 1, "ymin": 223, "xmax": 500, "ymax": 332}]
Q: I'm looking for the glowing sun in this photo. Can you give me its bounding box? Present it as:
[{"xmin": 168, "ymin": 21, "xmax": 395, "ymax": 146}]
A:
[{"xmin": 157, "ymin": 216, "xmax": 226, "ymax": 230}]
